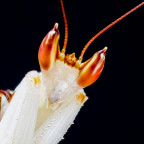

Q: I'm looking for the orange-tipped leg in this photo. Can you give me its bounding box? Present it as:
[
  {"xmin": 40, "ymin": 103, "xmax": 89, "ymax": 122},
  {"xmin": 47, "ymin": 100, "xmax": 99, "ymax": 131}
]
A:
[
  {"xmin": 78, "ymin": 47, "xmax": 107, "ymax": 87},
  {"xmin": 38, "ymin": 23, "xmax": 60, "ymax": 71}
]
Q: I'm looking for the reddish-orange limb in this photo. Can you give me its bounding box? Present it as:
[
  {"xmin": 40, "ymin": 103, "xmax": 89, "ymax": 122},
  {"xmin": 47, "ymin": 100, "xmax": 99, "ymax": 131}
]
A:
[
  {"xmin": 60, "ymin": 0, "xmax": 68, "ymax": 54},
  {"xmin": 79, "ymin": 2, "xmax": 144, "ymax": 61}
]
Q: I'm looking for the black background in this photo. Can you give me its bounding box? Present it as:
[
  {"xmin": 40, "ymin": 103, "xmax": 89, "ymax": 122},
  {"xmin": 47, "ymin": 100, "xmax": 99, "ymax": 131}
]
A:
[{"xmin": 0, "ymin": 0, "xmax": 144, "ymax": 144}]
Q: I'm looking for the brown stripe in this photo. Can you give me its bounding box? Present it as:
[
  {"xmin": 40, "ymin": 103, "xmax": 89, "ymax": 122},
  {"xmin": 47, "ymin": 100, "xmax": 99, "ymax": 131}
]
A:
[
  {"xmin": 0, "ymin": 90, "xmax": 9, "ymax": 100},
  {"xmin": 0, "ymin": 89, "xmax": 14, "ymax": 103}
]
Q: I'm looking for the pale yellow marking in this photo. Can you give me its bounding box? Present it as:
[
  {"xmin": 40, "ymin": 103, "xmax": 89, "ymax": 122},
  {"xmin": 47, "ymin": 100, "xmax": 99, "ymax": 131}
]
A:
[
  {"xmin": 76, "ymin": 93, "xmax": 87, "ymax": 104},
  {"xmin": 59, "ymin": 53, "xmax": 65, "ymax": 61},
  {"xmin": 33, "ymin": 76, "xmax": 41, "ymax": 85}
]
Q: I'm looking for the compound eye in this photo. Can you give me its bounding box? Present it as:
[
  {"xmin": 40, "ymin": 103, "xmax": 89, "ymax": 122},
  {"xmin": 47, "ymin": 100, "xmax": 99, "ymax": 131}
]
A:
[
  {"xmin": 38, "ymin": 23, "xmax": 60, "ymax": 71},
  {"xmin": 77, "ymin": 47, "xmax": 107, "ymax": 88}
]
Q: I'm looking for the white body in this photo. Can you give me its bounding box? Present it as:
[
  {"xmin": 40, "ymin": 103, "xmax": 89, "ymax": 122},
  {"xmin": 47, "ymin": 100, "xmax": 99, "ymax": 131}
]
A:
[{"xmin": 0, "ymin": 61, "xmax": 88, "ymax": 144}]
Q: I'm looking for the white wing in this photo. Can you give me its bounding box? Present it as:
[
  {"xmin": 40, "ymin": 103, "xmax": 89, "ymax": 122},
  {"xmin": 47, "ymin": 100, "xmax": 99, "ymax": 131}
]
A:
[
  {"xmin": 0, "ymin": 71, "xmax": 40, "ymax": 144},
  {"xmin": 33, "ymin": 90, "xmax": 87, "ymax": 144}
]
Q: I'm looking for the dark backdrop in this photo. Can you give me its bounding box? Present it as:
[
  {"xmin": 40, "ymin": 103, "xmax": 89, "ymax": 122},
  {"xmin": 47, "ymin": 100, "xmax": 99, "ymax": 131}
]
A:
[{"xmin": 0, "ymin": 0, "xmax": 144, "ymax": 144}]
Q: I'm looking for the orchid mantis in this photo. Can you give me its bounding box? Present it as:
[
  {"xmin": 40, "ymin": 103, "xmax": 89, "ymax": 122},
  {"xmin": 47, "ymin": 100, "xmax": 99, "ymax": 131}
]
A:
[{"xmin": 0, "ymin": 0, "xmax": 143, "ymax": 144}]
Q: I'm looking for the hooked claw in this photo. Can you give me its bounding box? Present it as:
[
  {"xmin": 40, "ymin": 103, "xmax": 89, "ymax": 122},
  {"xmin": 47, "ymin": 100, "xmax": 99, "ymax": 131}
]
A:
[
  {"xmin": 38, "ymin": 23, "xmax": 60, "ymax": 70},
  {"xmin": 78, "ymin": 47, "xmax": 107, "ymax": 87}
]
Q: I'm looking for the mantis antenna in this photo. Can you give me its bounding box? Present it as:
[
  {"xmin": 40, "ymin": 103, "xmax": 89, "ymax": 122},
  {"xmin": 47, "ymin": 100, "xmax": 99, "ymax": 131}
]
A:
[
  {"xmin": 60, "ymin": 0, "xmax": 68, "ymax": 54},
  {"xmin": 79, "ymin": 2, "xmax": 144, "ymax": 61}
]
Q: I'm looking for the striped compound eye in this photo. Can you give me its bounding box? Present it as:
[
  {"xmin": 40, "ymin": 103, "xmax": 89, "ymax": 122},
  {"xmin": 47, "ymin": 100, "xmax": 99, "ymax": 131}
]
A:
[
  {"xmin": 38, "ymin": 23, "xmax": 60, "ymax": 71},
  {"xmin": 78, "ymin": 47, "xmax": 107, "ymax": 88}
]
